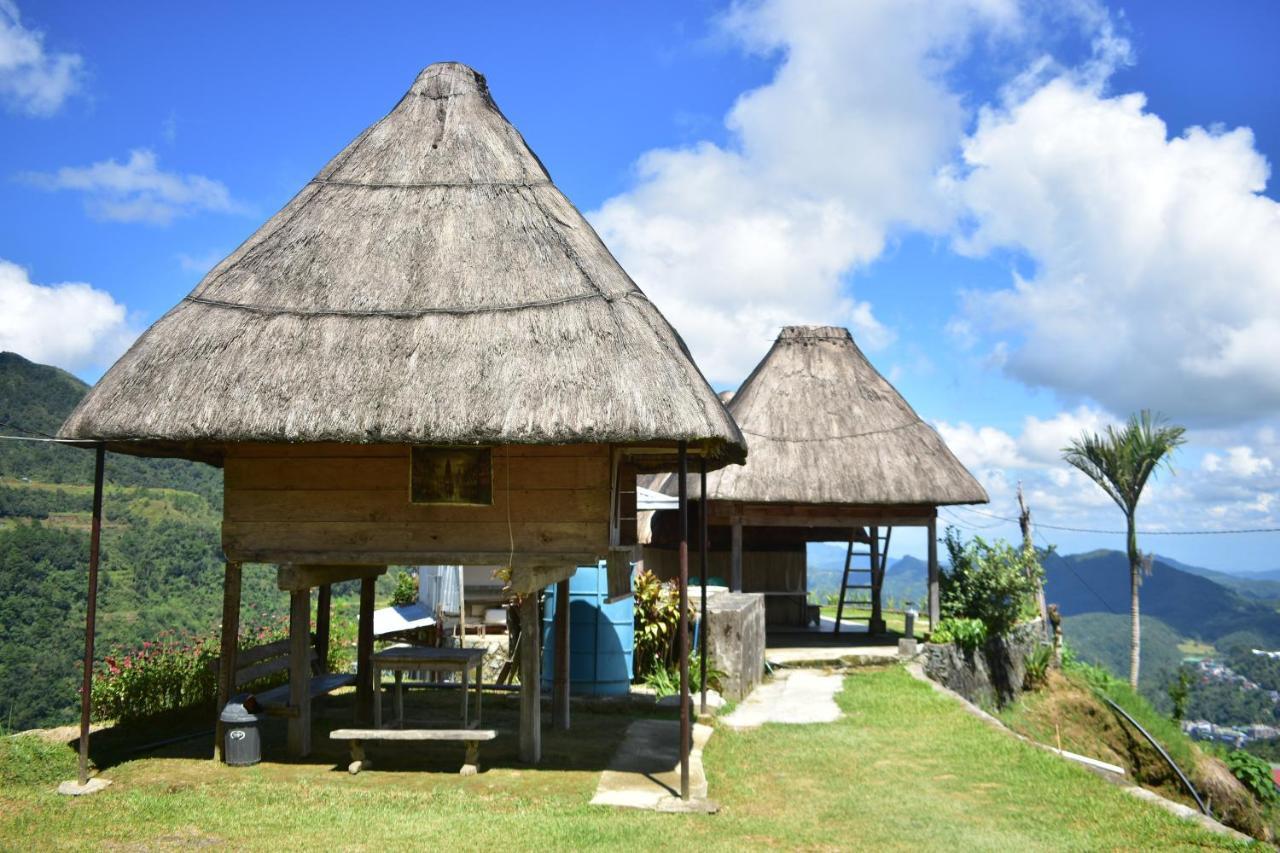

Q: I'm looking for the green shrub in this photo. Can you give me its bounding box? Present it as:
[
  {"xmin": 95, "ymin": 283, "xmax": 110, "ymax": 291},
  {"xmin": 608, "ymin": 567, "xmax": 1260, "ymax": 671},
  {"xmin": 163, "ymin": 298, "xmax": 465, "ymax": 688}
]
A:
[
  {"xmin": 642, "ymin": 654, "xmax": 725, "ymax": 699},
  {"xmin": 1226, "ymin": 750, "xmax": 1280, "ymax": 805},
  {"xmin": 390, "ymin": 570, "xmax": 418, "ymax": 606},
  {"xmin": 1023, "ymin": 644, "xmax": 1053, "ymax": 690},
  {"xmin": 1167, "ymin": 667, "xmax": 1194, "ymax": 722},
  {"xmin": 941, "ymin": 528, "xmax": 1042, "ymax": 638},
  {"xmin": 633, "ymin": 569, "xmax": 693, "ymax": 679},
  {"xmin": 931, "ymin": 616, "xmax": 988, "ymax": 650},
  {"xmin": 91, "ymin": 618, "xmax": 288, "ymax": 723}
]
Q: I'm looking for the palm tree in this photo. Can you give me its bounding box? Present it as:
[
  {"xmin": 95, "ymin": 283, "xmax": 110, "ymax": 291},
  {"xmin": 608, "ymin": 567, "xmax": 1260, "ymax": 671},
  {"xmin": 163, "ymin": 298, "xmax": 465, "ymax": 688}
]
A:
[{"xmin": 1062, "ymin": 411, "xmax": 1186, "ymax": 688}]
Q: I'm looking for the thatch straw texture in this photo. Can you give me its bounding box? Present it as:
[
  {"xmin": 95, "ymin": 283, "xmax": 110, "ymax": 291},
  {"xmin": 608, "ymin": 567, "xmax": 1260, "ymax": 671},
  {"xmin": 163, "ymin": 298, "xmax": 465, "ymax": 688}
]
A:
[
  {"xmin": 666, "ymin": 326, "xmax": 987, "ymax": 506},
  {"xmin": 59, "ymin": 63, "xmax": 744, "ymax": 466}
]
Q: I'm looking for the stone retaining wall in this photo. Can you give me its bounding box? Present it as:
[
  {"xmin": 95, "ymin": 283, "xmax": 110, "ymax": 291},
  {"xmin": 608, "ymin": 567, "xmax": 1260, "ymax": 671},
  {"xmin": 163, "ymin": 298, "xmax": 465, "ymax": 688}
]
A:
[{"xmin": 922, "ymin": 620, "xmax": 1044, "ymax": 709}]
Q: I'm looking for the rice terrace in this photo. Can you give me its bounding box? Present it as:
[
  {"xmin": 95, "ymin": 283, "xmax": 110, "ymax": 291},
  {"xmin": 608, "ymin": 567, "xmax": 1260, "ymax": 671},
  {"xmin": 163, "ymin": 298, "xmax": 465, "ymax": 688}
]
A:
[{"xmin": 2, "ymin": 2, "xmax": 1279, "ymax": 851}]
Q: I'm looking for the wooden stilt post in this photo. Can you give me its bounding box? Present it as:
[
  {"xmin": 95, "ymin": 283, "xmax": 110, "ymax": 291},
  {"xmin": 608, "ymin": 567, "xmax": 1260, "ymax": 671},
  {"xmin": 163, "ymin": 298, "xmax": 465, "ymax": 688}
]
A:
[
  {"xmin": 355, "ymin": 576, "xmax": 376, "ymax": 725},
  {"xmin": 519, "ymin": 593, "xmax": 542, "ymax": 763},
  {"xmin": 214, "ymin": 561, "xmax": 243, "ymax": 763},
  {"xmin": 927, "ymin": 516, "xmax": 940, "ymax": 632},
  {"xmin": 315, "ymin": 584, "xmax": 332, "ymax": 673},
  {"xmin": 677, "ymin": 441, "xmax": 690, "ymax": 800},
  {"xmin": 869, "ymin": 526, "xmax": 885, "ymax": 636},
  {"xmin": 77, "ymin": 444, "xmax": 105, "ymax": 786},
  {"xmin": 288, "ymin": 588, "xmax": 312, "ymax": 757},
  {"xmin": 553, "ymin": 577, "xmax": 570, "ymax": 731},
  {"xmin": 699, "ymin": 457, "xmax": 708, "ymax": 715},
  {"xmin": 730, "ymin": 516, "xmax": 743, "ymax": 593}
]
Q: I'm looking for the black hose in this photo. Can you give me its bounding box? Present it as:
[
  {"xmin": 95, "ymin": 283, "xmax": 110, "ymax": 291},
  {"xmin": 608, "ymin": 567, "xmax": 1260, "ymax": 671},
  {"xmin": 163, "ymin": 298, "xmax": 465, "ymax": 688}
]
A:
[{"xmin": 1099, "ymin": 694, "xmax": 1211, "ymax": 817}]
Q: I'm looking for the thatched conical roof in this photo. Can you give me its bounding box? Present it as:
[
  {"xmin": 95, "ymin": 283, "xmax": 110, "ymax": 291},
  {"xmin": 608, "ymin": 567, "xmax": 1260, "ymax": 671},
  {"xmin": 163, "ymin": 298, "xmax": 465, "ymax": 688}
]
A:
[
  {"xmin": 59, "ymin": 63, "xmax": 744, "ymax": 467},
  {"xmin": 679, "ymin": 326, "xmax": 987, "ymax": 506}
]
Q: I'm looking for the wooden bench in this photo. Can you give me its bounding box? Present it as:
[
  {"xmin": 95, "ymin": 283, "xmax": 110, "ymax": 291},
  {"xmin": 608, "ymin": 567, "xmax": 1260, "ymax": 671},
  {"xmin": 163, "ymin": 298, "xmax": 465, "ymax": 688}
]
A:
[
  {"xmin": 219, "ymin": 636, "xmax": 354, "ymax": 717},
  {"xmin": 330, "ymin": 728, "xmax": 497, "ymax": 776}
]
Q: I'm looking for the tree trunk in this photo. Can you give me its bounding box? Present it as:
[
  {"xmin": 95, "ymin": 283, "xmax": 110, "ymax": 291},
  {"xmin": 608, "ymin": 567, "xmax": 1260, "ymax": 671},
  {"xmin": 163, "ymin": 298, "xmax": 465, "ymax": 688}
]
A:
[{"xmin": 1127, "ymin": 514, "xmax": 1141, "ymax": 689}]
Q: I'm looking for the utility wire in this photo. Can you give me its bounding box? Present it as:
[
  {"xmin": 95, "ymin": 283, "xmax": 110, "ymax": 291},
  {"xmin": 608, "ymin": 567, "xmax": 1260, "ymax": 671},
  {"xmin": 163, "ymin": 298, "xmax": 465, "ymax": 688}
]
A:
[
  {"xmin": 953, "ymin": 503, "xmax": 1280, "ymax": 537},
  {"xmin": 1035, "ymin": 528, "xmax": 1120, "ymax": 615}
]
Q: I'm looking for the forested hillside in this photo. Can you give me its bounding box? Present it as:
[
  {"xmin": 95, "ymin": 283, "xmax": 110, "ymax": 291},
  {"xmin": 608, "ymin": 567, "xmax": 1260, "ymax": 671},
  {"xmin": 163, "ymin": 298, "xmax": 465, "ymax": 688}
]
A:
[
  {"xmin": 1045, "ymin": 549, "xmax": 1280, "ymax": 648},
  {"xmin": 0, "ymin": 353, "xmax": 290, "ymax": 731}
]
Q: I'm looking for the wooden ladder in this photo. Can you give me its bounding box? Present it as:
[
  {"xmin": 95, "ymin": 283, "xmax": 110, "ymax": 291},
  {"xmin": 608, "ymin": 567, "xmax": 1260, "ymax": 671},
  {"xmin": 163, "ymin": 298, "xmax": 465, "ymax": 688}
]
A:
[{"xmin": 833, "ymin": 527, "xmax": 892, "ymax": 634}]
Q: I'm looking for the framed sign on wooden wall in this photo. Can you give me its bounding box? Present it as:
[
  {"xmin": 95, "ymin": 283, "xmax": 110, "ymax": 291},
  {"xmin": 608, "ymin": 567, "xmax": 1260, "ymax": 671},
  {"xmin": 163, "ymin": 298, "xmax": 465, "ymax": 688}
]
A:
[{"xmin": 410, "ymin": 446, "xmax": 493, "ymax": 506}]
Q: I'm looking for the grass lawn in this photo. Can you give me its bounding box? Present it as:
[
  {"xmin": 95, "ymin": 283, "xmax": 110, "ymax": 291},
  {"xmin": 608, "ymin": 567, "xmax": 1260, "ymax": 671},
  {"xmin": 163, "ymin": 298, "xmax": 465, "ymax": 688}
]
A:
[
  {"xmin": 0, "ymin": 667, "xmax": 1242, "ymax": 851},
  {"xmin": 818, "ymin": 606, "xmax": 933, "ymax": 635}
]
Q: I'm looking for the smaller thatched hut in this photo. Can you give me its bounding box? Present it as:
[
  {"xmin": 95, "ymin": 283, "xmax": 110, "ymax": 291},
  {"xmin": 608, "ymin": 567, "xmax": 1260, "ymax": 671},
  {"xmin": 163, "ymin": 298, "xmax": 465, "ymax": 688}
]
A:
[{"xmin": 646, "ymin": 325, "xmax": 987, "ymax": 634}]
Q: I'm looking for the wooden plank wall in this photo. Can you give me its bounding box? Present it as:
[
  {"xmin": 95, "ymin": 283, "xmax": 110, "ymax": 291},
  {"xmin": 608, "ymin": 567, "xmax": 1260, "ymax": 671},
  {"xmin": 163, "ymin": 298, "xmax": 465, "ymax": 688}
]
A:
[
  {"xmin": 641, "ymin": 547, "xmax": 805, "ymax": 592},
  {"xmin": 223, "ymin": 443, "xmax": 612, "ymax": 565}
]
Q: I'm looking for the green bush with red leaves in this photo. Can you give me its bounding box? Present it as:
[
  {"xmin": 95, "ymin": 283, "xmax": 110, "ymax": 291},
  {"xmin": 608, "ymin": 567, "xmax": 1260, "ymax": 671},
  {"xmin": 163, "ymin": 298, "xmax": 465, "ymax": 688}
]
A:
[{"xmin": 90, "ymin": 617, "xmax": 289, "ymax": 723}]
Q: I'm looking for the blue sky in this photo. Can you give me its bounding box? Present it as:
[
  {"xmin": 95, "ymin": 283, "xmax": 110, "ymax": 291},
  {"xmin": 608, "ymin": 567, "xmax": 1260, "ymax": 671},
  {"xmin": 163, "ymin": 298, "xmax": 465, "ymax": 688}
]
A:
[{"xmin": 2, "ymin": 1, "xmax": 1278, "ymax": 571}]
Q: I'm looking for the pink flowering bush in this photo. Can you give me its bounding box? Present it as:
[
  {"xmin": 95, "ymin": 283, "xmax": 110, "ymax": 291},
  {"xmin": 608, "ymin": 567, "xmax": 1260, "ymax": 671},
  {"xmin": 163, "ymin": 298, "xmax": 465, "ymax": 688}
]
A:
[{"xmin": 91, "ymin": 618, "xmax": 290, "ymax": 723}]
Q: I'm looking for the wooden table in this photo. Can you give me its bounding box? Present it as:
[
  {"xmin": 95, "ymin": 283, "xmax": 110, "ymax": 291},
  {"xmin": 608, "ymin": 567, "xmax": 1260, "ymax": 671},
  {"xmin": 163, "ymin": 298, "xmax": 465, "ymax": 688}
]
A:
[{"xmin": 372, "ymin": 646, "xmax": 486, "ymax": 730}]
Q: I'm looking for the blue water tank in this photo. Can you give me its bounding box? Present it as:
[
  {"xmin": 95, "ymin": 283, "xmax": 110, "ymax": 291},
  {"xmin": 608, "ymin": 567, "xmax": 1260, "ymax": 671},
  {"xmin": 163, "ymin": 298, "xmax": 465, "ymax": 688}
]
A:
[{"xmin": 541, "ymin": 563, "xmax": 634, "ymax": 696}]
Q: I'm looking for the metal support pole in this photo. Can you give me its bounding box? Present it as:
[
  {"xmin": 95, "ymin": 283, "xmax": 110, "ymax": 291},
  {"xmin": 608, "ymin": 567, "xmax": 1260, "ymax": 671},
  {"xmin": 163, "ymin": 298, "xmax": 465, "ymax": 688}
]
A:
[
  {"xmin": 77, "ymin": 444, "xmax": 105, "ymax": 786},
  {"xmin": 677, "ymin": 442, "xmax": 690, "ymax": 800},
  {"xmin": 927, "ymin": 516, "xmax": 940, "ymax": 632},
  {"xmin": 699, "ymin": 457, "xmax": 708, "ymax": 715}
]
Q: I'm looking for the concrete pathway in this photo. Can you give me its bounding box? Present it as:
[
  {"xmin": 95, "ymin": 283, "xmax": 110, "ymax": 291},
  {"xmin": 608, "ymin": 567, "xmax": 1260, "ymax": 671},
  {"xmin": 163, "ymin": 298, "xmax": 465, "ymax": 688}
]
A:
[
  {"xmin": 590, "ymin": 719, "xmax": 715, "ymax": 812},
  {"xmin": 721, "ymin": 670, "xmax": 843, "ymax": 730}
]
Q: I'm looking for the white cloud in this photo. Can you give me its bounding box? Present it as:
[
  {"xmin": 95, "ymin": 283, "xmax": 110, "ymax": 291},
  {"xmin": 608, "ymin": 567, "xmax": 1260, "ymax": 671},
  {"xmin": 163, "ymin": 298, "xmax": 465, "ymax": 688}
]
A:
[
  {"xmin": 936, "ymin": 406, "xmax": 1280, "ymax": 539},
  {"xmin": 22, "ymin": 148, "xmax": 242, "ymax": 225},
  {"xmin": 952, "ymin": 74, "xmax": 1280, "ymax": 423},
  {"xmin": 1018, "ymin": 405, "xmax": 1114, "ymax": 464},
  {"xmin": 0, "ymin": 1, "xmax": 82, "ymax": 116},
  {"xmin": 1202, "ymin": 446, "xmax": 1273, "ymax": 479},
  {"xmin": 591, "ymin": 0, "xmax": 1025, "ymax": 383},
  {"xmin": 0, "ymin": 258, "xmax": 136, "ymax": 372},
  {"xmin": 935, "ymin": 420, "xmax": 1025, "ymax": 470}
]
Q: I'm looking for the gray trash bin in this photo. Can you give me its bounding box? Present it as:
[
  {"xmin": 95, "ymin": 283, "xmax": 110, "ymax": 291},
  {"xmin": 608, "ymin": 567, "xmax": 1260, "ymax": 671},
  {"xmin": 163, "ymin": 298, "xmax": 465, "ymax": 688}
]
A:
[{"xmin": 220, "ymin": 695, "xmax": 264, "ymax": 766}]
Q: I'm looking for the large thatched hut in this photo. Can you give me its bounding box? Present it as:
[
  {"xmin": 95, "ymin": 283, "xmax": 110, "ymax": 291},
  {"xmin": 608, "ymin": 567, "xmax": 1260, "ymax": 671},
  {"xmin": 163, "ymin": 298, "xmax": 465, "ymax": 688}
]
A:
[
  {"xmin": 60, "ymin": 62, "xmax": 744, "ymax": 769},
  {"xmin": 645, "ymin": 325, "xmax": 986, "ymax": 635}
]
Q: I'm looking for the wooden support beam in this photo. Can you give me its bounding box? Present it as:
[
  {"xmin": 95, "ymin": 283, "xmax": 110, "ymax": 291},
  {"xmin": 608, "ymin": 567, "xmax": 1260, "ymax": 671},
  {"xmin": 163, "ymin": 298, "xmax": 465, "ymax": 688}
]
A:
[
  {"xmin": 315, "ymin": 584, "xmax": 332, "ymax": 673},
  {"xmin": 730, "ymin": 518, "xmax": 743, "ymax": 593},
  {"xmin": 927, "ymin": 517, "xmax": 940, "ymax": 631},
  {"xmin": 278, "ymin": 563, "xmax": 385, "ymax": 591},
  {"xmin": 355, "ymin": 576, "xmax": 376, "ymax": 725},
  {"xmin": 553, "ymin": 578, "xmax": 570, "ymax": 731},
  {"xmin": 677, "ymin": 442, "xmax": 690, "ymax": 801},
  {"xmin": 214, "ymin": 561, "xmax": 243, "ymax": 763},
  {"xmin": 519, "ymin": 593, "xmax": 541, "ymax": 763},
  {"xmin": 706, "ymin": 502, "xmax": 939, "ymax": 527},
  {"xmin": 869, "ymin": 527, "xmax": 886, "ymax": 636},
  {"xmin": 77, "ymin": 444, "xmax": 105, "ymax": 785},
  {"xmin": 287, "ymin": 589, "xmax": 312, "ymax": 757}
]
